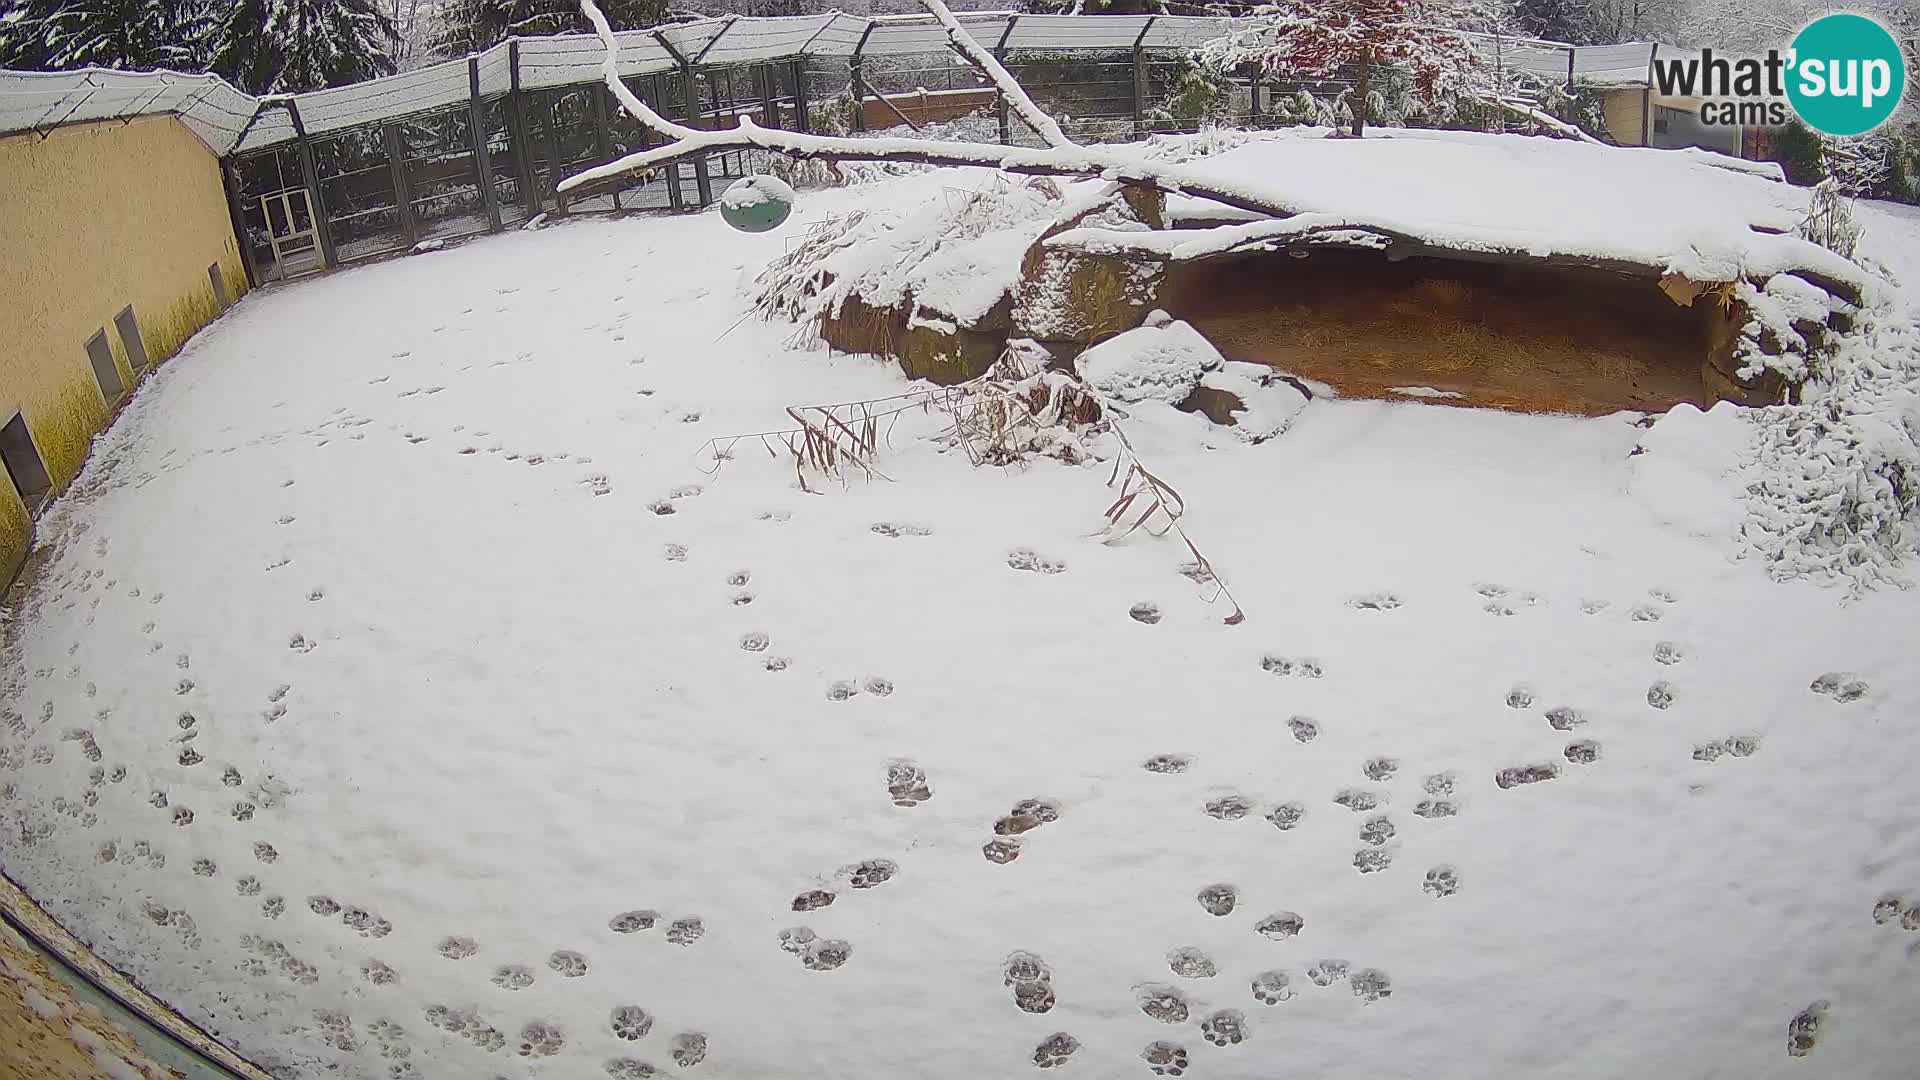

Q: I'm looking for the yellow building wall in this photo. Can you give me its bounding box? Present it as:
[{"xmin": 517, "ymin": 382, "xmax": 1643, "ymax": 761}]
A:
[
  {"xmin": 1603, "ymin": 88, "xmax": 1649, "ymax": 146},
  {"xmin": 0, "ymin": 113, "xmax": 247, "ymax": 581}
]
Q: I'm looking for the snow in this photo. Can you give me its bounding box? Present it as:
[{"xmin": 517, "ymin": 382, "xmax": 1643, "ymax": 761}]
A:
[
  {"xmin": 719, "ymin": 174, "xmax": 795, "ymax": 211},
  {"xmin": 1138, "ymin": 128, "xmax": 1869, "ymax": 290},
  {"xmin": 2, "ymin": 169, "xmax": 1920, "ymax": 1080},
  {"xmin": 1075, "ymin": 314, "xmax": 1222, "ymax": 405},
  {"xmin": 1389, "ymin": 386, "xmax": 1465, "ymax": 399},
  {"xmin": 1626, "ymin": 401, "xmax": 1752, "ymax": 541}
]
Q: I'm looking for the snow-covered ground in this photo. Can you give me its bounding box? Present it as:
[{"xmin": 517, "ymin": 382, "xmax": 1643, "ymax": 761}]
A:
[{"xmin": 4, "ymin": 169, "xmax": 1920, "ymax": 1080}]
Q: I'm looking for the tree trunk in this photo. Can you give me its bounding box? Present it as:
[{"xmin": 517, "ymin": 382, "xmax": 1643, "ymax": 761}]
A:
[{"xmin": 1350, "ymin": 51, "xmax": 1370, "ymax": 138}]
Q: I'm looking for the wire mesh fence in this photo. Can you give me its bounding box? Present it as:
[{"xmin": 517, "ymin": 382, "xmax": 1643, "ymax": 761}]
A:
[{"xmin": 176, "ymin": 10, "xmax": 1656, "ymax": 281}]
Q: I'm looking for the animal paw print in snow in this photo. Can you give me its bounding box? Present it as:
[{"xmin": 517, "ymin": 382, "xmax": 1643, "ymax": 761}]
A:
[
  {"xmin": 996, "ymin": 799, "xmax": 1060, "ymax": 835},
  {"xmin": 437, "ymin": 936, "xmax": 479, "ymax": 960},
  {"xmin": 1138, "ymin": 986, "xmax": 1189, "ymax": 1025},
  {"xmin": 1424, "ymin": 865, "xmax": 1461, "ymax": 897},
  {"xmin": 1003, "ymin": 951, "xmax": 1055, "ymax": 1013},
  {"xmin": 1196, "ymin": 883, "xmax": 1237, "ymax": 916},
  {"xmin": 1505, "ymin": 685, "xmax": 1535, "ymax": 709},
  {"xmin": 1250, "ymin": 970, "xmax": 1293, "ymax": 1005},
  {"xmin": 1788, "ymin": 1001, "xmax": 1827, "ymax": 1058},
  {"xmin": 1646, "ymin": 681, "xmax": 1676, "ymax": 709},
  {"xmin": 605, "ymin": 1058, "xmax": 658, "ymax": 1079},
  {"xmin": 1358, "ymin": 815, "xmax": 1395, "ymax": 846},
  {"xmin": 1347, "ymin": 592, "xmax": 1401, "ymax": 611},
  {"xmin": 1266, "ymin": 802, "xmax": 1305, "ymax": 831},
  {"xmin": 1166, "ymin": 947, "xmax": 1217, "ymax": 979},
  {"xmin": 844, "ymin": 859, "xmax": 897, "ymax": 889},
  {"xmin": 1205, "ymin": 794, "xmax": 1256, "ymax": 821},
  {"xmin": 1254, "ymin": 912, "xmax": 1303, "ymax": 940},
  {"xmin": 665, "ymin": 917, "xmax": 704, "ymax": 946},
  {"xmin": 490, "ymin": 964, "xmax": 535, "ymax": 991},
  {"xmin": 1288, "ymin": 717, "xmax": 1318, "ymax": 743},
  {"xmin": 609, "ymin": 910, "xmax": 659, "ymax": 934},
  {"xmin": 792, "ymin": 889, "xmax": 835, "ymax": 912},
  {"xmin": 1495, "ymin": 764, "xmax": 1558, "ymax": 789},
  {"xmin": 611, "ymin": 1006, "xmax": 653, "ymax": 1041},
  {"xmin": 802, "ymin": 938, "xmax": 851, "ymax": 971},
  {"xmin": 1653, "ymin": 641, "xmax": 1684, "ymax": 665},
  {"xmin": 1200, "ymin": 1008, "xmax": 1247, "ymax": 1046},
  {"xmin": 1033, "ymin": 1033, "xmax": 1080, "ymax": 1069},
  {"xmin": 1007, "ymin": 548, "xmax": 1066, "ymax": 574},
  {"xmin": 548, "ymin": 950, "xmax": 589, "ymax": 977},
  {"xmin": 1129, "ymin": 602, "xmax": 1162, "ymax": 625},
  {"xmin": 1142, "ymin": 753, "xmax": 1192, "ymax": 774},
  {"xmin": 1350, "ymin": 968, "xmax": 1392, "ymax": 1003},
  {"xmin": 1333, "ymin": 789, "xmax": 1383, "ymax": 812},
  {"xmin": 886, "ymin": 762, "xmax": 931, "ymax": 807},
  {"xmin": 670, "ymin": 1032, "xmax": 707, "ymax": 1068},
  {"xmin": 1362, "ymin": 757, "xmax": 1398, "ymax": 781},
  {"xmin": 1809, "ymin": 672, "xmax": 1869, "ymax": 703},
  {"xmin": 777, "ymin": 926, "xmax": 816, "ymax": 957},
  {"xmin": 1564, "ymin": 740, "xmax": 1601, "ymax": 765},
  {"xmin": 516, "ymin": 1021, "xmax": 563, "ymax": 1058},
  {"xmin": 1260, "ymin": 655, "xmax": 1322, "ymax": 678},
  {"xmin": 1142, "ymin": 1040, "xmax": 1189, "ymax": 1076},
  {"xmin": 1352, "ymin": 848, "xmax": 1393, "ymax": 874},
  {"xmin": 1306, "ymin": 959, "xmax": 1349, "ymax": 987},
  {"xmin": 982, "ymin": 838, "xmax": 1021, "ymax": 864},
  {"xmin": 825, "ymin": 680, "xmax": 858, "ymax": 702},
  {"xmin": 1546, "ymin": 706, "xmax": 1584, "ymax": 730}
]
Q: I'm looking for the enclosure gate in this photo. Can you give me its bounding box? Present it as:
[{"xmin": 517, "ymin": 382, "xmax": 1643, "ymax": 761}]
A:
[{"xmin": 258, "ymin": 188, "xmax": 323, "ymax": 282}]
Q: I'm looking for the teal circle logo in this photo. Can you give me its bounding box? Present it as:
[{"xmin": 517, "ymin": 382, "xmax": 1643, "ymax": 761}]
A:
[{"xmin": 1786, "ymin": 13, "xmax": 1907, "ymax": 136}]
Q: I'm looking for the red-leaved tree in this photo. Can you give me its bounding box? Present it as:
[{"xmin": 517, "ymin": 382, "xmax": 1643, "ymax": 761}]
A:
[{"xmin": 1199, "ymin": 0, "xmax": 1508, "ymax": 136}]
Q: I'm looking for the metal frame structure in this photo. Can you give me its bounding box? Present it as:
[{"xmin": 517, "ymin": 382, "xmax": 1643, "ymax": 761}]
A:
[{"xmin": 1, "ymin": 12, "xmax": 1666, "ymax": 282}]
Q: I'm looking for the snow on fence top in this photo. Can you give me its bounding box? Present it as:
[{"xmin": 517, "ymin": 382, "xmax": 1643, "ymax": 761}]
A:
[{"xmin": 2, "ymin": 12, "xmax": 1666, "ymax": 157}]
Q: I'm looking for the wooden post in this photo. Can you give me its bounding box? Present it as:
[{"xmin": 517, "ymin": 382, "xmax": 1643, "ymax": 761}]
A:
[
  {"xmin": 1642, "ymin": 44, "xmax": 1658, "ymax": 146},
  {"xmin": 469, "ymin": 54, "xmax": 503, "ymax": 232},
  {"xmin": 790, "ymin": 57, "xmax": 810, "ymax": 132},
  {"xmin": 591, "ymin": 82, "xmax": 619, "ymax": 210},
  {"xmin": 508, "ymin": 40, "xmax": 540, "ymax": 214},
  {"xmin": 219, "ymin": 157, "xmax": 260, "ymax": 290},
  {"xmin": 284, "ymin": 100, "xmax": 336, "ymax": 269}
]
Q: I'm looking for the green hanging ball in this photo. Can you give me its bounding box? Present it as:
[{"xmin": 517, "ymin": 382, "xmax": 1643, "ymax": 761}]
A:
[{"xmin": 719, "ymin": 175, "xmax": 795, "ymax": 233}]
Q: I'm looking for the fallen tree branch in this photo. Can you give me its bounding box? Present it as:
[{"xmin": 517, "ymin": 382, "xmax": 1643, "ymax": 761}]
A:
[
  {"xmin": 571, "ymin": 0, "xmax": 1316, "ymax": 218},
  {"xmin": 1492, "ymin": 97, "xmax": 1606, "ymax": 145}
]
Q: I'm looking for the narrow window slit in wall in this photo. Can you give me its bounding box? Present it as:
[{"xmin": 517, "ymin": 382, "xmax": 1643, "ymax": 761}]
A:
[
  {"xmin": 86, "ymin": 329, "xmax": 123, "ymax": 404},
  {"xmin": 114, "ymin": 305, "xmax": 149, "ymax": 371},
  {"xmin": 0, "ymin": 413, "xmax": 53, "ymax": 512}
]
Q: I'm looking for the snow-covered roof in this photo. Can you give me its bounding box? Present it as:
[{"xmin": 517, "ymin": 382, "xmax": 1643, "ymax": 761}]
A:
[
  {"xmin": 1066, "ymin": 129, "xmax": 1861, "ymax": 292},
  {"xmin": 0, "ymin": 67, "xmax": 257, "ymax": 153},
  {"xmin": 6, "ymin": 13, "xmax": 1670, "ymax": 157}
]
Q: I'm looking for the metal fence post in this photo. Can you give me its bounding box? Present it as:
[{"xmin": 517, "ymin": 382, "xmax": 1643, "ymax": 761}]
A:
[
  {"xmin": 469, "ymin": 54, "xmax": 503, "ymax": 231},
  {"xmin": 757, "ymin": 63, "xmax": 781, "ymax": 130},
  {"xmin": 790, "ymin": 57, "xmax": 810, "ymax": 132},
  {"xmin": 1131, "ymin": 16, "xmax": 1156, "ymax": 133},
  {"xmin": 851, "ymin": 21, "xmax": 875, "ymax": 132},
  {"xmin": 994, "ymin": 17, "xmax": 1018, "ymax": 145},
  {"xmin": 284, "ymin": 100, "xmax": 336, "ymax": 269},
  {"xmin": 683, "ymin": 63, "xmax": 713, "ymax": 205},
  {"xmin": 591, "ymin": 82, "xmax": 619, "ymax": 210},
  {"xmin": 219, "ymin": 157, "xmax": 260, "ymax": 290},
  {"xmin": 539, "ymin": 92, "xmax": 566, "ymax": 213},
  {"xmin": 508, "ymin": 40, "xmax": 541, "ymax": 214},
  {"xmin": 382, "ymin": 122, "xmax": 419, "ymax": 246}
]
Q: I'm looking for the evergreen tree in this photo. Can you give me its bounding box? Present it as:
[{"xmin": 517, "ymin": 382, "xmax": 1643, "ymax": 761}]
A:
[
  {"xmin": 432, "ymin": 0, "xmax": 668, "ymax": 57},
  {"xmin": 0, "ymin": 0, "xmax": 210, "ymax": 72},
  {"xmin": 257, "ymin": 0, "xmax": 397, "ymax": 92}
]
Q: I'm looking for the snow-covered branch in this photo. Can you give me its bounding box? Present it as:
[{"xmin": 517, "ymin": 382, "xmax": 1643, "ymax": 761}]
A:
[{"xmin": 921, "ymin": 0, "xmax": 1074, "ymax": 149}]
